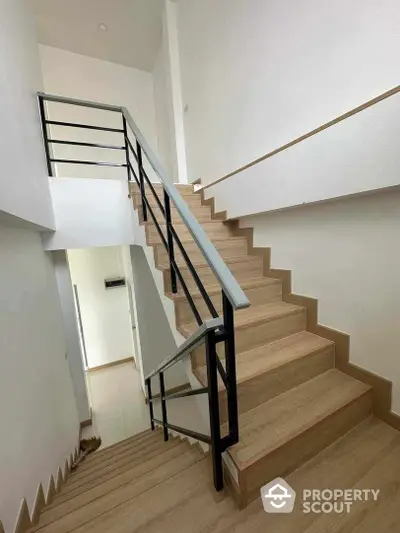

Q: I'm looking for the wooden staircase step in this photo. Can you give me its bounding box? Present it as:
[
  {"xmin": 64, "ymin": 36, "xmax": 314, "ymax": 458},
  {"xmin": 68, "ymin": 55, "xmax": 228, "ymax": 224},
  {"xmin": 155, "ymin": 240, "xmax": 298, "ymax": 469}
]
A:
[
  {"xmin": 195, "ymin": 331, "xmax": 334, "ymax": 419},
  {"xmin": 81, "ymin": 429, "xmax": 154, "ymax": 466},
  {"xmin": 223, "ymin": 369, "xmax": 372, "ymax": 507},
  {"xmin": 34, "ymin": 442, "xmax": 191, "ymax": 530},
  {"xmin": 75, "ymin": 430, "xmax": 161, "ymax": 472},
  {"xmin": 154, "ymin": 236, "xmax": 248, "ymax": 267},
  {"xmin": 138, "ymin": 203, "xmax": 213, "ymax": 224},
  {"xmin": 186, "ymin": 302, "xmax": 306, "ymax": 357},
  {"xmin": 57, "ymin": 438, "xmax": 181, "ymax": 498},
  {"xmin": 146, "ymin": 219, "xmax": 233, "ymax": 245},
  {"xmin": 33, "ymin": 446, "xmax": 203, "ymax": 533},
  {"xmin": 66, "ymin": 433, "xmax": 177, "ymax": 480},
  {"xmin": 56, "ymin": 459, "xmax": 211, "ymax": 533},
  {"xmin": 164, "ymin": 255, "xmax": 263, "ymax": 294},
  {"xmin": 170, "ymin": 277, "xmax": 282, "ymax": 325}
]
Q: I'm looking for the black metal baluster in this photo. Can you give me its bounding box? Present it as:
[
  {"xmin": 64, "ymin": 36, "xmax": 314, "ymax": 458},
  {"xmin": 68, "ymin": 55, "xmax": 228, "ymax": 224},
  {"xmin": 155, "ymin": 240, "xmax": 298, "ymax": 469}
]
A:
[
  {"xmin": 38, "ymin": 96, "xmax": 53, "ymax": 177},
  {"xmin": 222, "ymin": 291, "xmax": 239, "ymax": 445},
  {"xmin": 146, "ymin": 379, "xmax": 155, "ymax": 431},
  {"xmin": 159, "ymin": 372, "xmax": 169, "ymax": 442},
  {"xmin": 205, "ymin": 329, "xmax": 223, "ymax": 491},
  {"xmin": 136, "ymin": 141, "xmax": 147, "ymax": 221},
  {"xmin": 122, "ymin": 115, "xmax": 131, "ymax": 182},
  {"xmin": 164, "ymin": 190, "xmax": 178, "ymax": 293}
]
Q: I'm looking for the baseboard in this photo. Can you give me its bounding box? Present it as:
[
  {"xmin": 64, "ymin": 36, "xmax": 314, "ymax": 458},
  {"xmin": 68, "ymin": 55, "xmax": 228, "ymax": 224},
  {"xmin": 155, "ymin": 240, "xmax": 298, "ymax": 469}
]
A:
[
  {"xmin": 87, "ymin": 357, "xmax": 134, "ymax": 373},
  {"xmin": 12, "ymin": 443, "xmax": 79, "ymax": 533},
  {"xmin": 196, "ymin": 183, "xmax": 400, "ymax": 433}
]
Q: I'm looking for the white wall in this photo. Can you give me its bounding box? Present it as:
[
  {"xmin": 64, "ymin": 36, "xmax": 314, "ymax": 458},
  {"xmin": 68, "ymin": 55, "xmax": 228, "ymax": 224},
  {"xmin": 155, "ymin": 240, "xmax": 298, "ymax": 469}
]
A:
[
  {"xmin": 42, "ymin": 178, "xmax": 135, "ymax": 251},
  {"xmin": 129, "ymin": 245, "xmax": 187, "ymax": 392},
  {"xmin": 204, "ymin": 92, "xmax": 400, "ymax": 218},
  {"xmin": 177, "ymin": 0, "xmax": 400, "ymax": 185},
  {"xmin": 241, "ymin": 189, "xmax": 400, "ymax": 415},
  {"xmin": 0, "ymin": 0, "xmax": 54, "ymax": 229},
  {"xmin": 0, "ymin": 224, "xmax": 79, "ymax": 533},
  {"xmin": 152, "ymin": 0, "xmax": 188, "ymax": 184},
  {"xmin": 52, "ymin": 250, "xmax": 91, "ymax": 423},
  {"xmin": 67, "ymin": 246, "xmax": 135, "ymax": 369},
  {"xmin": 153, "ymin": 46, "xmax": 174, "ymax": 180},
  {"xmin": 38, "ymin": 45, "xmax": 158, "ymax": 179}
]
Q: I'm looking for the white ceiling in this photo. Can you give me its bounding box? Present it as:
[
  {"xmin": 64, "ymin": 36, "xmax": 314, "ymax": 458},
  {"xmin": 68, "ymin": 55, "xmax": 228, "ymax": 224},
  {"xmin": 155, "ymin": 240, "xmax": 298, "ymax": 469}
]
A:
[{"xmin": 31, "ymin": 0, "xmax": 164, "ymax": 72}]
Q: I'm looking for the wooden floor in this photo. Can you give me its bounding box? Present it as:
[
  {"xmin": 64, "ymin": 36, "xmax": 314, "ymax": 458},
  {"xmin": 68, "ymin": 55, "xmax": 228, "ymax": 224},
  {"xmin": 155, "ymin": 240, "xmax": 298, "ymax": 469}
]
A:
[{"xmin": 30, "ymin": 420, "xmax": 400, "ymax": 533}]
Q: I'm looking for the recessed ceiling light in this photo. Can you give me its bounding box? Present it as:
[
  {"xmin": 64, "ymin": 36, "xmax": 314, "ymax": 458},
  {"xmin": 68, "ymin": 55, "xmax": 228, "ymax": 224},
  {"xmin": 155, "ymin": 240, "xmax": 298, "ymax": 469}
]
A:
[{"xmin": 98, "ymin": 23, "xmax": 108, "ymax": 32}]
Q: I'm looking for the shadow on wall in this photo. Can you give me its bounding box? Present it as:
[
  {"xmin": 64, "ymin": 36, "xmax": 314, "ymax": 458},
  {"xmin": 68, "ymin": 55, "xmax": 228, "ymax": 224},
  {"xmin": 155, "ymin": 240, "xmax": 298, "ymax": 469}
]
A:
[{"xmin": 130, "ymin": 245, "xmax": 187, "ymax": 392}]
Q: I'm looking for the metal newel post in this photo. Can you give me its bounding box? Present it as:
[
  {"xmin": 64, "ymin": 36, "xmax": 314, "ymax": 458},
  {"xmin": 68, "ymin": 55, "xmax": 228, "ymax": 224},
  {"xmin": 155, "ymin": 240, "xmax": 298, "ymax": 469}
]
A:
[
  {"xmin": 205, "ymin": 330, "xmax": 223, "ymax": 491},
  {"xmin": 146, "ymin": 379, "xmax": 155, "ymax": 431},
  {"xmin": 222, "ymin": 291, "xmax": 239, "ymax": 444}
]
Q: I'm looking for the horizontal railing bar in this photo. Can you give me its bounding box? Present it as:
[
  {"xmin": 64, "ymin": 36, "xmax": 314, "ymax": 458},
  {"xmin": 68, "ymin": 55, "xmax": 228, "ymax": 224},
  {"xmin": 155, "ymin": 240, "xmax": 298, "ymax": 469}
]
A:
[
  {"xmin": 152, "ymin": 419, "xmax": 212, "ymax": 445},
  {"xmin": 48, "ymin": 139, "xmax": 125, "ymax": 150},
  {"xmin": 50, "ymin": 158, "xmax": 127, "ymax": 168},
  {"xmin": 38, "ymin": 91, "xmax": 122, "ymax": 113},
  {"xmin": 46, "ymin": 120, "xmax": 124, "ymax": 133},
  {"xmin": 145, "ymin": 317, "xmax": 223, "ymax": 379},
  {"xmin": 121, "ymin": 106, "xmax": 250, "ymax": 311},
  {"xmin": 149, "ymin": 386, "xmax": 209, "ymax": 402}
]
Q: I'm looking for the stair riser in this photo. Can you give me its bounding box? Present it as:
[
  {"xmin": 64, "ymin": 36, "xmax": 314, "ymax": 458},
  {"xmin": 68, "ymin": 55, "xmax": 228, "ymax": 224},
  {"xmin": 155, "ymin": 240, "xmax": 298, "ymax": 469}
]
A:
[
  {"xmin": 133, "ymin": 192, "xmax": 202, "ymax": 210},
  {"xmin": 235, "ymin": 310, "xmax": 306, "ymax": 354},
  {"xmin": 146, "ymin": 221, "xmax": 233, "ymax": 245},
  {"xmin": 217, "ymin": 346, "xmax": 334, "ymax": 423},
  {"xmin": 175, "ymin": 282, "xmax": 282, "ymax": 325},
  {"xmin": 138, "ymin": 205, "xmax": 212, "ymax": 224},
  {"xmin": 154, "ymin": 238, "xmax": 248, "ymax": 268},
  {"xmin": 164, "ymin": 259, "xmax": 263, "ymax": 294},
  {"xmin": 236, "ymin": 391, "xmax": 372, "ymax": 507},
  {"xmin": 191, "ymin": 310, "xmax": 306, "ymax": 366}
]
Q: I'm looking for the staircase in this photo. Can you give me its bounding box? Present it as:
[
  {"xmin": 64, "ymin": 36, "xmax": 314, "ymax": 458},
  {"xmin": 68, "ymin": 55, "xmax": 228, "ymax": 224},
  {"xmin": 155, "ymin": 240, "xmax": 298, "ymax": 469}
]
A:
[
  {"xmin": 133, "ymin": 183, "xmax": 373, "ymax": 507},
  {"xmin": 32, "ymin": 93, "xmax": 400, "ymax": 532},
  {"xmin": 29, "ymin": 419, "xmax": 400, "ymax": 532}
]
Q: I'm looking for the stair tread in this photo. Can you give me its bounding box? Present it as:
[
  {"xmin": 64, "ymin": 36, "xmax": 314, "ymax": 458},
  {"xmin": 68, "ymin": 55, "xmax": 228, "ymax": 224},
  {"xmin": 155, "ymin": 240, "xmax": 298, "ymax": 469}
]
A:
[
  {"xmin": 226, "ymin": 369, "xmax": 371, "ymax": 470},
  {"xmin": 195, "ymin": 331, "xmax": 334, "ymax": 388},
  {"xmin": 180, "ymin": 301, "xmax": 304, "ymax": 336},
  {"xmin": 166, "ymin": 277, "xmax": 280, "ymax": 300},
  {"xmin": 160, "ymin": 254, "xmax": 261, "ymax": 273}
]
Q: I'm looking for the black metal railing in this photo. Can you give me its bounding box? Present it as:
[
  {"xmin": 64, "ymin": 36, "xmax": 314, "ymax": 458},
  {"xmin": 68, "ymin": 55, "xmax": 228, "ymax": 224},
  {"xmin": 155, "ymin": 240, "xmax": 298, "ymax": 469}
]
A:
[{"xmin": 37, "ymin": 92, "xmax": 249, "ymax": 491}]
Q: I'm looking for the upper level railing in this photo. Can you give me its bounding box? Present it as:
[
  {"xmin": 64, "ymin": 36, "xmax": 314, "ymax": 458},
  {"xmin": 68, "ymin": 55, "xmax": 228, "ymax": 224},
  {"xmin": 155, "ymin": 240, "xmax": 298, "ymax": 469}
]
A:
[{"xmin": 37, "ymin": 92, "xmax": 250, "ymax": 491}]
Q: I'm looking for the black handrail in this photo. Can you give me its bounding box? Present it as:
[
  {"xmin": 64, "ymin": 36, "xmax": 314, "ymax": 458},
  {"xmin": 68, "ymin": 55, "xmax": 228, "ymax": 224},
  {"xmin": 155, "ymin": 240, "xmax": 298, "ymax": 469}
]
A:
[{"xmin": 37, "ymin": 92, "xmax": 245, "ymax": 492}]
